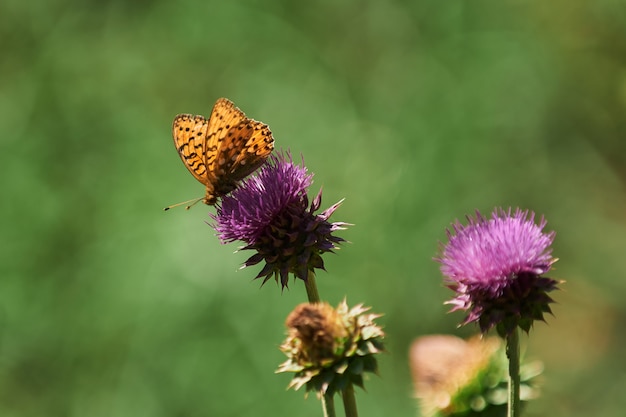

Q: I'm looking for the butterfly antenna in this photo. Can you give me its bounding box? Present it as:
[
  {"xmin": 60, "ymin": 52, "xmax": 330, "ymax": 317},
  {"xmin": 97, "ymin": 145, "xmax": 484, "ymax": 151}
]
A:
[{"xmin": 163, "ymin": 197, "xmax": 203, "ymax": 211}]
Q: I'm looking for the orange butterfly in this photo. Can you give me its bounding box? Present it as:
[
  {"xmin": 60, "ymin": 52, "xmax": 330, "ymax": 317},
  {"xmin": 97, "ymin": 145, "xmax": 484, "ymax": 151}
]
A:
[{"xmin": 167, "ymin": 98, "xmax": 274, "ymax": 209}]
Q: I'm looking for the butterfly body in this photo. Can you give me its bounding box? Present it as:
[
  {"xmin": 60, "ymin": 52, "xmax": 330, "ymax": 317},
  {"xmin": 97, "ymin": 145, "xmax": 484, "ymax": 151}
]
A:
[{"xmin": 172, "ymin": 98, "xmax": 274, "ymax": 205}]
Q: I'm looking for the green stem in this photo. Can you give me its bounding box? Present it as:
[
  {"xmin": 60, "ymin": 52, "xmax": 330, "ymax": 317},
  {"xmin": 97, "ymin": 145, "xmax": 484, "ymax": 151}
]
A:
[
  {"xmin": 304, "ymin": 271, "xmax": 321, "ymax": 303},
  {"xmin": 506, "ymin": 328, "xmax": 521, "ymax": 417},
  {"xmin": 322, "ymin": 393, "xmax": 336, "ymax": 417},
  {"xmin": 342, "ymin": 382, "xmax": 359, "ymax": 417}
]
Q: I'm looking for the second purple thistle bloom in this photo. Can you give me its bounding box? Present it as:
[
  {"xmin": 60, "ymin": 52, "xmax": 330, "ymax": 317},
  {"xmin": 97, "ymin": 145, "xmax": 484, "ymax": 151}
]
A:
[
  {"xmin": 211, "ymin": 152, "xmax": 349, "ymax": 289},
  {"xmin": 436, "ymin": 208, "xmax": 561, "ymax": 337}
]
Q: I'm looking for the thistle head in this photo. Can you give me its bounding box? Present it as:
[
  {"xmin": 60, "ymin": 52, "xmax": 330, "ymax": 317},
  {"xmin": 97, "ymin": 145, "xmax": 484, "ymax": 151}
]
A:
[
  {"xmin": 435, "ymin": 208, "xmax": 561, "ymax": 337},
  {"xmin": 212, "ymin": 152, "xmax": 349, "ymax": 289}
]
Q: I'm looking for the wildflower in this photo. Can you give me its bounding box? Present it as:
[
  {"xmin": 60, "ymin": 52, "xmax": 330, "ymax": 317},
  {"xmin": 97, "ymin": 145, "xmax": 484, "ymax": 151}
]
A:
[
  {"xmin": 409, "ymin": 335, "xmax": 542, "ymax": 417},
  {"xmin": 435, "ymin": 208, "xmax": 560, "ymax": 337},
  {"xmin": 211, "ymin": 152, "xmax": 348, "ymax": 289},
  {"xmin": 276, "ymin": 299, "xmax": 385, "ymax": 397}
]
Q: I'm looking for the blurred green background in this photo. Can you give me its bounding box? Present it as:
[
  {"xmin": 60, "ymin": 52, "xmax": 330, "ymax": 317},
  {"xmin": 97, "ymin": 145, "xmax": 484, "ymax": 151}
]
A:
[{"xmin": 2, "ymin": 0, "xmax": 626, "ymax": 416}]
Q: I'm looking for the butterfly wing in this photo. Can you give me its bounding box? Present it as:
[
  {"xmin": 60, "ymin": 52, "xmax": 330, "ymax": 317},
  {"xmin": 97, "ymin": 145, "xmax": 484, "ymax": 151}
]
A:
[
  {"xmin": 205, "ymin": 98, "xmax": 274, "ymax": 193},
  {"xmin": 229, "ymin": 119, "xmax": 275, "ymax": 181},
  {"xmin": 172, "ymin": 114, "xmax": 210, "ymax": 185}
]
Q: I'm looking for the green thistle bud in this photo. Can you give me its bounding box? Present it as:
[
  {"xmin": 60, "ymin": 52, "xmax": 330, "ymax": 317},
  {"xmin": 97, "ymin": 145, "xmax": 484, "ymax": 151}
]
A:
[
  {"xmin": 410, "ymin": 335, "xmax": 542, "ymax": 417},
  {"xmin": 276, "ymin": 299, "xmax": 385, "ymax": 397}
]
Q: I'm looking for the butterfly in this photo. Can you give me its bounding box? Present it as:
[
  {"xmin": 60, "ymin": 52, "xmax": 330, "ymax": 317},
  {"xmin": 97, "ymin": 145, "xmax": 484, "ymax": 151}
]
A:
[{"xmin": 167, "ymin": 98, "xmax": 274, "ymax": 209}]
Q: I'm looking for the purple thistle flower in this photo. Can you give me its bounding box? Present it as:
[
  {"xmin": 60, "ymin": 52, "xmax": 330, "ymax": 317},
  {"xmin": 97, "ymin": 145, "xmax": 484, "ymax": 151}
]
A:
[
  {"xmin": 211, "ymin": 152, "xmax": 348, "ymax": 289},
  {"xmin": 435, "ymin": 208, "xmax": 561, "ymax": 337}
]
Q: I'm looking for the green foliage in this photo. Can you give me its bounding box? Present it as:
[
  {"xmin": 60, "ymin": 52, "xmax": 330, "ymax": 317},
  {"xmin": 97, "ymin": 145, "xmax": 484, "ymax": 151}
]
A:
[{"xmin": 1, "ymin": 0, "xmax": 626, "ymax": 416}]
